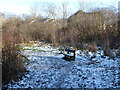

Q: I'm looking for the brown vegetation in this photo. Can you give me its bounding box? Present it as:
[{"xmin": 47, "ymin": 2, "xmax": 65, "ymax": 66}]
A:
[
  {"xmin": 58, "ymin": 8, "xmax": 119, "ymax": 51},
  {"xmin": 2, "ymin": 43, "xmax": 26, "ymax": 84},
  {"xmin": 2, "ymin": 7, "xmax": 119, "ymax": 52},
  {"xmin": 2, "ymin": 16, "xmax": 26, "ymax": 85}
]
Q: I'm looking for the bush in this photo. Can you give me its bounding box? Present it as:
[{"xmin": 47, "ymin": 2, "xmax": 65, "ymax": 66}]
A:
[
  {"xmin": 2, "ymin": 43, "xmax": 26, "ymax": 84},
  {"xmin": 2, "ymin": 17, "xmax": 26, "ymax": 85}
]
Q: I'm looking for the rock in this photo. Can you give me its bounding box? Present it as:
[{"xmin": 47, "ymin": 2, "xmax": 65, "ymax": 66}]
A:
[
  {"xmin": 82, "ymin": 76, "xmax": 87, "ymax": 80},
  {"xmin": 101, "ymin": 55, "xmax": 106, "ymax": 58},
  {"xmin": 78, "ymin": 74, "xmax": 82, "ymax": 77},
  {"xmin": 92, "ymin": 77, "xmax": 95, "ymax": 79}
]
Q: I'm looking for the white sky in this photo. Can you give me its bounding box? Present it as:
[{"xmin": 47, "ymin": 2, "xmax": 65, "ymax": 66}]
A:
[{"xmin": 0, "ymin": 0, "xmax": 119, "ymax": 15}]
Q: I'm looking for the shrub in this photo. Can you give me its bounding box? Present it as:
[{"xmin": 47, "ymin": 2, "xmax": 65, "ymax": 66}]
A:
[
  {"xmin": 2, "ymin": 17, "xmax": 26, "ymax": 85},
  {"xmin": 2, "ymin": 42, "xmax": 26, "ymax": 84}
]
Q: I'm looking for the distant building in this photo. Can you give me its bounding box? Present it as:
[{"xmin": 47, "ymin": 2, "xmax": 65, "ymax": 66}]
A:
[
  {"xmin": 67, "ymin": 10, "xmax": 102, "ymax": 26},
  {"xmin": 29, "ymin": 18, "xmax": 62, "ymax": 28}
]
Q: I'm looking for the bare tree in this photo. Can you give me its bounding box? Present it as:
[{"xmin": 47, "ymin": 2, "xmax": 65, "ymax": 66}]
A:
[
  {"xmin": 42, "ymin": 3, "xmax": 57, "ymax": 19},
  {"xmin": 30, "ymin": 3, "xmax": 41, "ymax": 18},
  {"xmin": 57, "ymin": 2, "xmax": 70, "ymax": 27},
  {"xmin": 78, "ymin": 0, "xmax": 93, "ymax": 12}
]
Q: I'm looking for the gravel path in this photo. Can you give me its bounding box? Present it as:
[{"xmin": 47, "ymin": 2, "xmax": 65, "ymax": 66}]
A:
[{"xmin": 4, "ymin": 50, "xmax": 120, "ymax": 88}]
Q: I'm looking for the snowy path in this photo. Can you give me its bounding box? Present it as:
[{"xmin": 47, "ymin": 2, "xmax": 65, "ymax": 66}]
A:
[{"xmin": 4, "ymin": 49, "xmax": 120, "ymax": 88}]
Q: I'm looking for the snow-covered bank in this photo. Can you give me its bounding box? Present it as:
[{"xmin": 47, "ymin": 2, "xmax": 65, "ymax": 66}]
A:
[{"xmin": 3, "ymin": 43, "xmax": 120, "ymax": 88}]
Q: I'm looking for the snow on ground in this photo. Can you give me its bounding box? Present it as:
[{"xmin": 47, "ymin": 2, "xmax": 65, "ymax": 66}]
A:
[{"xmin": 3, "ymin": 43, "xmax": 120, "ymax": 88}]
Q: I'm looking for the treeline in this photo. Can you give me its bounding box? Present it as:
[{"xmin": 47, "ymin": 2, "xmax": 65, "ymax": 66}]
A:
[
  {"xmin": 2, "ymin": 7, "xmax": 120, "ymax": 49},
  {"xmin": 58, "ymin": 8, "xmax": 120, "ymax": 50}
]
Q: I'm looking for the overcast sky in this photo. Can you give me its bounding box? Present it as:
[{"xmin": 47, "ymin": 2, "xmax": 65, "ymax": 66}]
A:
[{"xmin": 0, "ymin": 0, "xmax": 119, "ymax": 16}]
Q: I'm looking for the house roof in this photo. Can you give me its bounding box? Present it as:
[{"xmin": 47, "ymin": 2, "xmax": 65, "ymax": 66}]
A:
[
  {"xmin": 68, "ymin": 10, "xmax": 103, "ymax": 19},
  {"xmin": 68, "ymin": 10, "xmax": 85, "ymax": 19}
]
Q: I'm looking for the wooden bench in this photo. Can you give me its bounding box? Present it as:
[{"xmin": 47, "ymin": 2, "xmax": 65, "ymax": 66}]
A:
[{"xmin": 63, "ymin": 49, "xmax": 75, "ymax": 60}]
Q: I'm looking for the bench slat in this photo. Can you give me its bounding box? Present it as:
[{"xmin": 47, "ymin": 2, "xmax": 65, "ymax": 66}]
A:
[
  {"xmin": 65, "ymin": 49, "xmax": 75, "ymax": 53},
  {"xmin": 63, "ymin": 53, "xmax": 74, "ymax": 57}
]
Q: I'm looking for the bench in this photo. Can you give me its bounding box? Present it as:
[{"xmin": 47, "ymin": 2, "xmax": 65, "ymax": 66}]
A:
[{"xmin": 63, "ymin": 49, "xmax": 75, "ymax": 60}]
